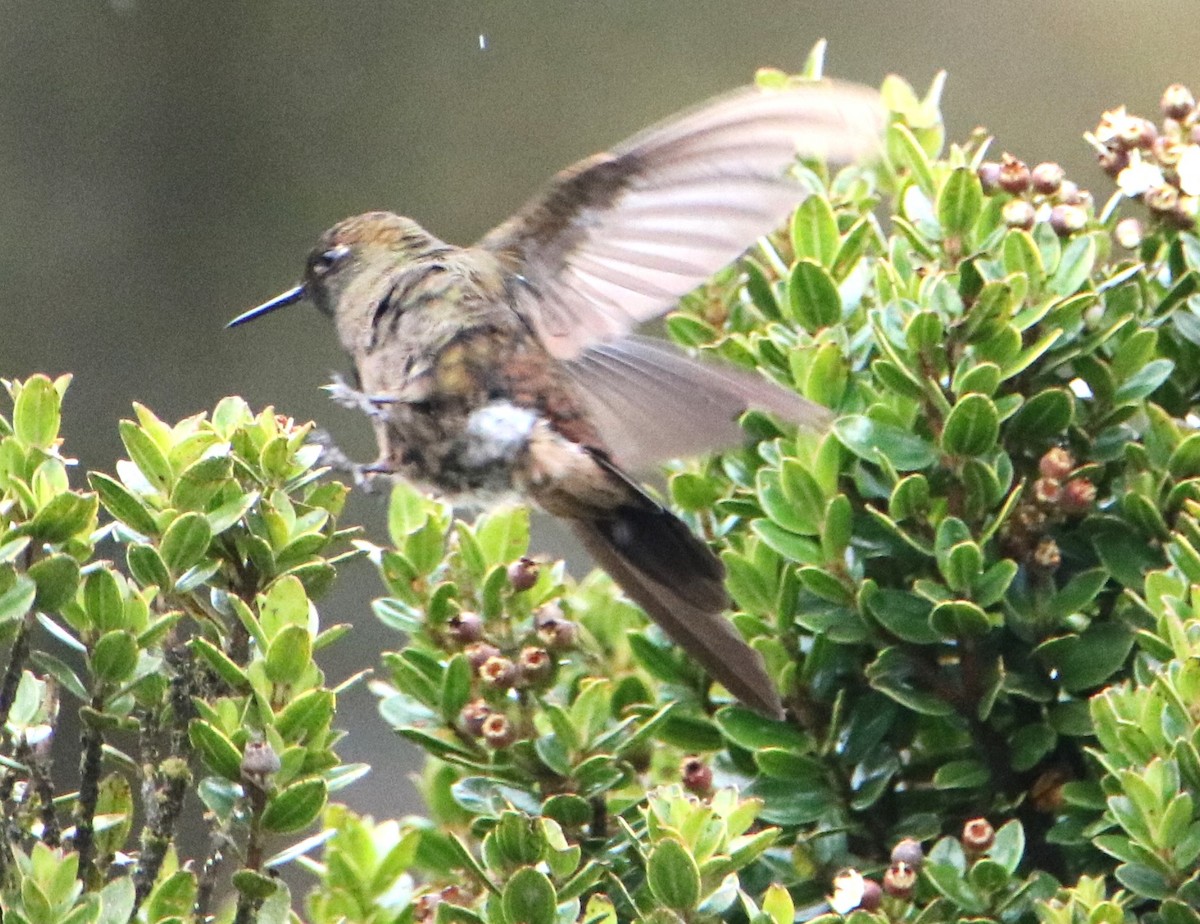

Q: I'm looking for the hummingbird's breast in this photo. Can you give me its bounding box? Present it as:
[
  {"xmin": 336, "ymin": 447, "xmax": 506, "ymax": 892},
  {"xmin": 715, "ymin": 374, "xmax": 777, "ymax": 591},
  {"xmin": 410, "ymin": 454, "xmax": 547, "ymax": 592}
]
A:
[{"xmin": 354, "ymin": 258, "xmax": 604, "ymax": 503}]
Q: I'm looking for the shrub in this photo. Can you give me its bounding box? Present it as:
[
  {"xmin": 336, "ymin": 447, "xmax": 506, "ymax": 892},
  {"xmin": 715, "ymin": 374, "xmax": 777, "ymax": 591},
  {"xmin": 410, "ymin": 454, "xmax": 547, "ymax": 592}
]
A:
[{"xmin": 2, "ymin": 47, "xmax": 1200, "ymax": 924}]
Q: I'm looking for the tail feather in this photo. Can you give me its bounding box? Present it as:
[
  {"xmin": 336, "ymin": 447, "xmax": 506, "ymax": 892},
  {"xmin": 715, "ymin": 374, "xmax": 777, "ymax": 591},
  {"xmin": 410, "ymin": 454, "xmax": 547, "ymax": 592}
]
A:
[{"xmin": 570, "ymin": 504, "xmax": 784, "ymax": 719}]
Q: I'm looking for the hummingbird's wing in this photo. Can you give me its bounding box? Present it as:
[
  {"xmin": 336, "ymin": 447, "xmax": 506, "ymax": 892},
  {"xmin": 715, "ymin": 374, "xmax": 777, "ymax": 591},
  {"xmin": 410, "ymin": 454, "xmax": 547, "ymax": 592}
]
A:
[
  {"xmin": 565, "ymin": 336, "xmax": 831, "ymax": 469},
  {"xmin": 476, "ymin": 80, "xmax": 884, "ymax": 360}
]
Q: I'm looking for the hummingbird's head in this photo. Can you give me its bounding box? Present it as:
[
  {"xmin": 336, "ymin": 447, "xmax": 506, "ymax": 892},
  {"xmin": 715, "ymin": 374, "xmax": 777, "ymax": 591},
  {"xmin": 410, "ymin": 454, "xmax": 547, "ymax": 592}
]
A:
[{"xmin": 227, "ymin": 211, "xmax": 443, "ymax": 336}]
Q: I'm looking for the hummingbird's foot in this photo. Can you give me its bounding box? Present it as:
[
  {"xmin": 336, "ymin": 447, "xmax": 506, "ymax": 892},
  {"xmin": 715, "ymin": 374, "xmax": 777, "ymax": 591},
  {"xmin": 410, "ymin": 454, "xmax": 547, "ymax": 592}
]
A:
[
  {"xmin": 307, "ymin": 429, "xmax": 393, "ymax": 493},
  {"xmin": 324, "ymin": 374, "xmax": 395, "ymax": 420}
]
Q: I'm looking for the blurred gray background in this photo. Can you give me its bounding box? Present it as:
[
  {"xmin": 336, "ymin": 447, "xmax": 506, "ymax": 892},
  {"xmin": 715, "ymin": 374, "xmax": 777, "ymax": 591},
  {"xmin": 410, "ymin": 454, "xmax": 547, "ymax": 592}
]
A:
[{"xmin": 0, "ymin": 0, "xmax": 1192, "ymax": 860}]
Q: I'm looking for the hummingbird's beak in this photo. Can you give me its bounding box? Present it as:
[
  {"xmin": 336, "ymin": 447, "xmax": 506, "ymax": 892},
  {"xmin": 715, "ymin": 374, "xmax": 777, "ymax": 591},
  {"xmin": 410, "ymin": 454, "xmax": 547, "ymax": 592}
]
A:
[{"xmin": 226, "ymin": 284, "xmax": 307, "ymax": 329}]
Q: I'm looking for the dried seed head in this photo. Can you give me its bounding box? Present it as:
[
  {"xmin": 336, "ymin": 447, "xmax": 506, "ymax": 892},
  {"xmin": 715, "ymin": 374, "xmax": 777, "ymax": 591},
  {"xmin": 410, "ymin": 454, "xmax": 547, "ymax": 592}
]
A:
[
  {"xmin": 464, "ymin": 641, "xmax": 501, "ymax": 671},
  {"xmin": 516, "ymin": 646, "xmax": 554, "ymax": 687},
  {"xmin": 883, "ymin": 861, "xmax": 919, "ymax": 900},
  {"xmin": 479, "ymin": 655, "xmax": 518, "ymax": 689},
  {"xmin": 481, "ymin": 713, "xmax": 518, "ymax": 748},
  {"xmin": 459, "ymin": 698, "xmax": 491, "ymax": 736},
  {"xmin": 962, "ymin": 817, "xmax": 996, "ymax": 855},
  {"xmin": 535, "ymin": 605, "xmax": 579, "ymax": 650}
]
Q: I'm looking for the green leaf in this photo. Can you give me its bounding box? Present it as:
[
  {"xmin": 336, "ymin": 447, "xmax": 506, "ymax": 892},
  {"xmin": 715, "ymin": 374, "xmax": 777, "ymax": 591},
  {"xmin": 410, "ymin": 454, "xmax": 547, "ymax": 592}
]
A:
[
  {"xmin": 261, "ymin": 777, "xmax": 327, "ymax": 833},
  {"xmin": 501, "ymin": 867, "xmax": 557, "ymax": 924},
  {"xmin": 1114, "ymin": 359, "xmax": 1174, "ymax": 404},
  {"xmin": 275, "ymin": 688, "xmax": 335, "ymax": 742},
  {"xmin": 791, "ymin": 195, "xmax": 839, "ymax": 267},
  {"xmin": 264, "ymin": 625, "xmax": 313, "ymax": 684},
  {"xmin": 942, "ymin": 394, "xmax": 1000, "ymax": 456},
  {"xmin": 159, "ymin": 512, "xmax": 212, "ymax": 576},
  {"xmin": 119, "ymin": 420, "xmax": 173, "ymax": 492},
  {"xmin": 1037, "ymin": 622, "xmax": 1134, "ymax": 693},
  {"xmin": 89, "ymin": 471, "xmax": 159, "ymax": 535},
  {"xmin": 1049, "ymin": 233, "xmax": 1096, "ymax": 296},
  {"xmin": 27, "ymin": 554, "xmax": 78, "ymax": 613},
  {"xmin": 91, "ymin": 630, "xmax": 138, "ymax": 684},
  {"xmin": 937, "ymin": 167, "xmax": 982, "ymax": 243},
  {"xmin": 28, "ymin": 491, "xmax": 98, "ymax": 543},
  {"xmin": 788, "ymin": 260, "xmax": 842, "ymax": 331},
  {"xmin": 1007, "ymin": 388, "xmax": 1073, "ymax": 441},
  {"xmin": 13, "ymin": 375, "xmax": 61, "ymax": 450},
  {"xmin": 647, "ymin": 838, "xmax": 701, "ymax": 912},
  {"xmin": 835, "ymin": 415, "xmax": 938, "ymax": 471},
  {"xmin": 84, "ymin": 568, "xmax": 125, "ymax": 632},
  {"xmin": 190, "ymin": 637, "xmax": 250, "ymax": 692},
  {"xmin": 126, "ymin": 543, "xmax": 171, "ymax": 590},
  {"xmin": 188, "ymin": 720, "xmax": 243, "ymax": 781}
]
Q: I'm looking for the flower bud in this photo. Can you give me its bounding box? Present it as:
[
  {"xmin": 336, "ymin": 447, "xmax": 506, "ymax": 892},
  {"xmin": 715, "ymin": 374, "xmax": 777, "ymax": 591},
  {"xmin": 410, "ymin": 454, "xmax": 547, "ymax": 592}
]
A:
[
  {"xmin": 890, "ymin": 837, "xmax": 924, "ymax": 869},
  {"xmin": 681, "ymin": 757, "xmax": 713, "ymax": 795},
  {"xmin": 1161, "ymin": 84, "xmax": 1196, "ymax": 121},
  {"xmin": 1146, "ymin": 183, "xmax": 1181, "ymax": 215},
  {"xmin": 1031, "ymin": 162, "xmax": 1066, "ymax": 195},
  {"xmin": 459, "ymin": 698, "xmax": 491, "ymax": 736},
  {"xmin": 1115, "ymin": 217, "xmax": 1143, "ymax": 249},
  {"xmin": 883, "ymin": 861, "xmax": 918, "ymax": 900},
  {"xmin": 998, "ymin": 154, "xmax": 1031, "ymax": 194},
  {"xmin": 507, "ymin": 557, "xmax": 539, "ymax": 592},
  {"xmin": 240, "ymin": 739, "xmax": 281, "ymax": 789},
  {"xmin": 859, "ymin": 879, "xmax": 882, "ymax": 913},
  {"xmin": 1033, "ymin": 476, "xmax": 1062, "ymax": 506},
  {"xmin": 1049, "ymin": 203, "xmax": 1088, "ymax": 237},
  {"xmin": 977, "ymin": 161, "xmax": 1002, "ymax": 193},
  {"xmin": 1097, "ymin": 145, "xmax": 1130, "ymax": 178},
  {"xmin": 446, "ymin": 612, "xmax": 484, "ymax": 647},
  {"xmin": 1002, "ymin": 199, "xmax": 1036, "ymax": 230},
  {"xmin": 1039, "ymin": 447, "xmax": 1075, "ymax": 480},
  {"xmin": 1061, "ymin": 478, "xmax": 1097, "ymax": 513},
  {"xmin": 1033, "ymin": 538, "xmax": 1062, "ymax": 570},
  {"xmin": 481, "ymin": 713, "xmax": 518, "ymax": 748},
  {"xmin": 479, "ymin": 655, "xmax": 518, "ymax": 690},
  {"xmin": 535, "ymin": 605, "xmax": 578, "ymax": 650},
  {"xmin": 962, "ymin": 817, "xmax": 995, "ymax": 856}
]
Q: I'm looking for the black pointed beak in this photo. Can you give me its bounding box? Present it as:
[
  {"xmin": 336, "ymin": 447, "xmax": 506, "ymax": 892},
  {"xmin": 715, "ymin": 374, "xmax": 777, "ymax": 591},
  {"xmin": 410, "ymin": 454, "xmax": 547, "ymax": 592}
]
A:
[{"xmin": 226, "ymin": 284, "xmax": 307, "ymax": 329}]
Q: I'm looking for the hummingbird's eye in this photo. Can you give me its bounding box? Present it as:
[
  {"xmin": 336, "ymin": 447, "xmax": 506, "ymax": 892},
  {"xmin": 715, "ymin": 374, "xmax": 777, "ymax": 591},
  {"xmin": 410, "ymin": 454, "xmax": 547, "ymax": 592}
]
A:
[{"xmin": 310, "ymin": 244, "xmax": 351, "ymax": 277}]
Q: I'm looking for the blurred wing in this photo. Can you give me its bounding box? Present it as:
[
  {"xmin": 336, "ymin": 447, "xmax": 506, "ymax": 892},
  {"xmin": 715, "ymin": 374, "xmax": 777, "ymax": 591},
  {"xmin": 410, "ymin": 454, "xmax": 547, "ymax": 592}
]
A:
[
  {"xmin": 566, "ymin": 336, "xmax": 831, "ymax": 469},
  {"xmin": 476, "ymin": 80, "xmax": 884, "ymax": 359}
]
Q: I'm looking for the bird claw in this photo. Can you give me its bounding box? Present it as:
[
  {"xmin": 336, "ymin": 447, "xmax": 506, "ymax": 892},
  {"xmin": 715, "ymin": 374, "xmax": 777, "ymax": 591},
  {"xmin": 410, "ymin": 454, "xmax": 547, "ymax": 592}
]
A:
[
  {"xmin": 307, "ymin": 428, "xmax": 394, "ymax": 494},
  {"xmin": 324, "ymin": 373, "xmax": 395, "ymax": 420}
]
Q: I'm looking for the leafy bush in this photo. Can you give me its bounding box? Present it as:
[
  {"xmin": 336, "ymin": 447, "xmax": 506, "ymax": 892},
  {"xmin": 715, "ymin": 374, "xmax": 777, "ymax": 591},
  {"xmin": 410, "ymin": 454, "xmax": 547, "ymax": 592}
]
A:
[{"xmin": 3, "ymin": 46, "xmax": 1200, "ymax": 924}]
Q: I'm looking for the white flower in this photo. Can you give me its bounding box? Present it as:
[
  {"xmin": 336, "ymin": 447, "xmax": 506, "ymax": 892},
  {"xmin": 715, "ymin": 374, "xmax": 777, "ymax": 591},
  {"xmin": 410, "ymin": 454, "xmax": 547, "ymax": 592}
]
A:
[
  {"xmin": 1117, "ymin": 152, "xmax": 1165, "ymax": 197},
  {"xmin": 829, "ymin": 868, "xmax": 866, "ymax": 915},
  {"xmin": 1178, "ymin": 144, "xmax": 1200, "ymax": 196}
]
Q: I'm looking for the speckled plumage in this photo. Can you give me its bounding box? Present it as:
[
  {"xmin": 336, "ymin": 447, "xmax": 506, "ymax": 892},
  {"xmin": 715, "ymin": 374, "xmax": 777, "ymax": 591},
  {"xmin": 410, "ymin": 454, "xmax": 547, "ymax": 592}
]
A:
[{"xmin": 230, "ymin": 80, "xmax": 885, "ymax": 718}]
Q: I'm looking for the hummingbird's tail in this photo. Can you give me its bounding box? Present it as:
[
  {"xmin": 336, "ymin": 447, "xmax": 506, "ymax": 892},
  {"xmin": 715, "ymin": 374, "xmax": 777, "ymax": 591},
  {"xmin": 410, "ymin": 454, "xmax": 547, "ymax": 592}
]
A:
[{"xmin": 569, "ymin": 502, "xmax": 785, "ymax": 720}]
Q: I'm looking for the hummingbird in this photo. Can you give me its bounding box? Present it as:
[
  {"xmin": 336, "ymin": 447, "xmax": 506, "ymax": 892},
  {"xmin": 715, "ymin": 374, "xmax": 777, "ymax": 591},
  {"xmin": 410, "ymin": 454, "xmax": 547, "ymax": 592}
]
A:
[{"xmin": 228, "ymin": 80, "xmax": 883, "ymax": 719}]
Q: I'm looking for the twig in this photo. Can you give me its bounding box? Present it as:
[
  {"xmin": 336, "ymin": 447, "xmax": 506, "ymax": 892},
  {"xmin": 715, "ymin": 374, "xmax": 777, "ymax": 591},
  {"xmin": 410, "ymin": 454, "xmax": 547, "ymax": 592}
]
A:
[
  {"xmin": 0, "ymin": 612, "xmax": 35, "ymax": 730},
  {"xmin": 72, "ymin": 696, "xmax": 105, "ymax": 883}
]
